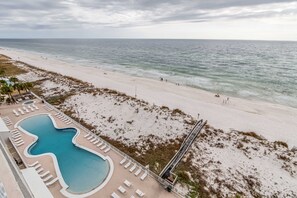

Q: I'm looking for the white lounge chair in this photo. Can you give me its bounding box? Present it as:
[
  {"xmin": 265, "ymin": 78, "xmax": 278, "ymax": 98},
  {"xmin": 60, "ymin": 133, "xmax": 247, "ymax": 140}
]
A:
[
  {"xmin": 18, "ymin": 108, "xmax": 25, "ymax": 115},
  {"xmin": 39, "ymin": 171, "xmax": 50, "ymax": 178},
  {"xmin": 12, "ymin": 131, "xmax": 20, "ymax": 135},
  {"xmin": 36, "ymin": 168, "xmax": 44, "ymax": 174},
  {"xmin": 129, "ymin": 163, "xmax": 137, "ymax": 172},
  {"xmin": 33, "ymin": 104, "xmax": 39, "ymax": 110},
  {"xmin": 14, "ymin": 137, "xmax": 22, "ymax": 142},
  {"xmin": 136, "ymin": 189, "xmax": 145, "ymax": 197},
  {"xmin": 34, "ymin": 164, "xmax": 42, "ymax": 170},
  {"xmin": 140, "ymin": 170, "xmax": 148, "ymax": 181},
  {"xmin": 100, "ymin": 144, "xmax": 107, "ymax": 150},
  {"xmin": 90, "ymin": 137, "xmax": 97, "ymax": 143},
  {"xmin": 118, "ymin": 185, "xmax": 126, "ymax": 194},
  {"xmin": 43, "ymin": 175, "xmax": 53, "ymax": 182},
  {"xmin": 15, "ymin": 140, "xmax": 24, "ymax": 145},
  {"xmin": 28, "ymin": 105, "xmax": 35, "ymax": 111},
  {"xmin": 124, "ymin": 160, "xmax": 131, "ymax": 169},
  {"xmin": 104, "ymin": 147, "xmax": 110, "ymax": 153},
  {"xmin": 23, "ymin": 107, "xmax": 30, "ymax": 113},
  {"xmin": 93, "ymin": 139, "xmax": 100, "ymax": 144},
  {"xmin": 84, "ymin": 133, "xmax": 90, "ymax": 138},
  {"xmin": 45, "ymin": 177, "xmax": 58, "ymax": 186},
  {"xmin": 13, "ymin": 109, "xmax": 20, "ymax": 117},
  {"xmin": 97, "ymin": 142, "xmax": 103, "ymax": 147},
  {"xmin": 120, "ymin": 156, "xmax": 127, "ymax": 165},
  {"xmin": 28, "ymin": 161, "xmax": 39, "ymax": 167},
  {"xmin": 12, "ymin": 134, "xmax": 21, "ymax": 139},
  {"xmin": 124, "ymin": 180, "xmax": 131, "ymax": 187},
  {"xmin": 134, "ymin": 167, "xmax": 142, "ymax": 176},
  {"xmin": 87, "ymin": 135, "xmax": 93, "ymax": 140},
  {"xmin": 16, "ymin": 142, "xmax": 24, "ymax": 147},
  {"xmin": 111, "ymin": 192, "xmax": 120, "ymax": 198}
]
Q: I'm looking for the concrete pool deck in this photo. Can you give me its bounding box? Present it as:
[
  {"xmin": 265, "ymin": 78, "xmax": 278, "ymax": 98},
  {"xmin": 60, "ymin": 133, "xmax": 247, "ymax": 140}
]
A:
[{"xmin": 0, "ymin": 99, "xmax": 180, "ymax": 198}]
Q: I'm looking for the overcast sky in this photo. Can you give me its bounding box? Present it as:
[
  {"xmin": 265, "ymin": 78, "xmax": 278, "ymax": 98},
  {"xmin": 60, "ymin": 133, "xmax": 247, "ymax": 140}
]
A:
[{"xmin": 0, "ymin": 0, "xmax": 297, "ymax": 40}]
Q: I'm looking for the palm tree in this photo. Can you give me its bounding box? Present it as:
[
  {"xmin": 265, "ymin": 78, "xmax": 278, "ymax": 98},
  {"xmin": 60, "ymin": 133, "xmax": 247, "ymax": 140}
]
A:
[
  {"xmin": 23, "ymin": 82, "xmax": 33, "ymax": 93},
  {"xmin": 0, "ymin": 79, "xmax": 7, "ymax": 86},
  {"xmin": 13, "ymin": 82, "xmax": 24, "ymax": 95},
  {"xmin": 0, "ymin": 84, "xmax": 13, "ymax": 101}
]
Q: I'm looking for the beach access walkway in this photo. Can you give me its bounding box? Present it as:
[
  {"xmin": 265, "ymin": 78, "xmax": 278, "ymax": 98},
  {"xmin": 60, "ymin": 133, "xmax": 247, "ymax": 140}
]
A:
[{"xmin": 160, "ymin": 119, "xmax": 206, "ymax": 182}]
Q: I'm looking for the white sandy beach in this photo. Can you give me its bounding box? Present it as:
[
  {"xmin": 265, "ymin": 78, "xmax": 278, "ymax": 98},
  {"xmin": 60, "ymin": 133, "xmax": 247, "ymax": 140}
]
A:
[{"xmin": 1, "ymin": 48, "xmax": 297, "ymax": 147}]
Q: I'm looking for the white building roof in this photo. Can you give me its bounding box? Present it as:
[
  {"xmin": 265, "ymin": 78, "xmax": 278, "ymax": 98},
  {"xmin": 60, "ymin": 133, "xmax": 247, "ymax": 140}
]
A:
[
  {"xmin": 21, "ymin": 168, "xmax": 53, "ymax": 198},
  {"xmin": 0, "ymin": 118, "xmax": 9, "ymax": 133}
]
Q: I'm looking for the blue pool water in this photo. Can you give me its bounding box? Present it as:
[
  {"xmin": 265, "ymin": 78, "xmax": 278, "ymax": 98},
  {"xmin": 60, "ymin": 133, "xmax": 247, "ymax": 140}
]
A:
[{"xmin": 19, "ymin": 114, "xmax": 109, "ymax": 194}]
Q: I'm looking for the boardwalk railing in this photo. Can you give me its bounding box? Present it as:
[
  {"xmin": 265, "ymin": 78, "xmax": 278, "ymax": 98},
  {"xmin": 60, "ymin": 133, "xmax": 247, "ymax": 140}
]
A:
[
  {"xmin": 30, "ymin": 92, "xmax": 183, "ymax": 197},
  {"xmin": 160, "ymin": 119, "xmax": 207, "ymax": 179}
]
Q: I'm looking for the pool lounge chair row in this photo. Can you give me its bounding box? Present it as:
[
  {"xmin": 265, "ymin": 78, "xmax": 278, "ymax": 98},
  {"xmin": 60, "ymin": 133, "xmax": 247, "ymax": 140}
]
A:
[
  {"xmin": 84, "ymin": 133, "xmax": 111, "ymax": 153},
  {"xmin": 2, "ymin": 116, "xmax": 12, "ymax": 126},
  {"xmin": 119, "ymin": 156, "xmax": 148, "ymax": 181},
  {"xmin": 10, "ymin": 129, "xmax": 24, "ymax": 147},
  {"xmin": 29, "ymin": 161, "xmax": 59, "ymax": 186},
  {"xmin": 55, "ymin": 112, "xmax": 72, "ymax": 125},
  {"xmin": 44, "ymin": 105, "xmax": 53, "ymax": 111},
  {"xmin": 13, "ymin": 105, "xmax": 39, "ymax": 117},
  {"xmin": 112, "ymin": 180, "xmax": 145, "ymax": 198}
]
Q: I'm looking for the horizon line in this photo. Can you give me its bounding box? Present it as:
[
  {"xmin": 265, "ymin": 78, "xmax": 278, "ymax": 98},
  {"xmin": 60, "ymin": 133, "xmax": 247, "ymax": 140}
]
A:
[{"xmin": 0, "ymin": 38, "xmax": 296, "ymax": 42}]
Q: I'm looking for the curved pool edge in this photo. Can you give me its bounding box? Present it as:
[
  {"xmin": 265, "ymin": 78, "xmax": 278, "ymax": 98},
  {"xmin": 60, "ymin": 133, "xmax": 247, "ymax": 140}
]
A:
[{"xmin": 15, "ymin": 113, "xmax": 114, "ymax": 198}]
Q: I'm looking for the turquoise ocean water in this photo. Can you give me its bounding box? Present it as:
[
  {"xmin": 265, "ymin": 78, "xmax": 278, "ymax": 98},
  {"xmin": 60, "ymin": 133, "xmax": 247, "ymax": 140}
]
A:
[{"xmin": 0, "ymin": 39, "xmax": 296, "ymax": 108}]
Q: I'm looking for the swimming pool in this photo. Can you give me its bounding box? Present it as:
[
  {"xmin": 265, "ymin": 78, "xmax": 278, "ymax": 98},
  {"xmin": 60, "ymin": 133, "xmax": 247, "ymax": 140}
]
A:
[
  {"xmin": 18, "ymin": 114, "xmax": 111, "ymax": 195},
  {"xmin": 23, "ymin": 100, "xmax": 34, "ymax": 105}
]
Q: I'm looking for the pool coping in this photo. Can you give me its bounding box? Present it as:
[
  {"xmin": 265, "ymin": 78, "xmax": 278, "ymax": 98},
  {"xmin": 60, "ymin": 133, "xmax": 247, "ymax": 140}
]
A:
[{"xmin": 15, "ymin": 113, "xmax": 114, "ymax": 198}]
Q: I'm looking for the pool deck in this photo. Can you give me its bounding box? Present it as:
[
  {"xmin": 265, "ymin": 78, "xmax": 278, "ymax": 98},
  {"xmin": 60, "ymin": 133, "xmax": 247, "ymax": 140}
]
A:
[{"xmin": 0, "ymin": 99, "xmax": 180, "ymax": 198}]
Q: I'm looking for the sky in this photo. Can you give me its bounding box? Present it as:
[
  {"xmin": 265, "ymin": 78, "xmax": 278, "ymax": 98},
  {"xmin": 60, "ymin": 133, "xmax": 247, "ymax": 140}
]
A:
[{"xmin": 0, "ymin": 0, "xmax": 297, "ymax": 41}]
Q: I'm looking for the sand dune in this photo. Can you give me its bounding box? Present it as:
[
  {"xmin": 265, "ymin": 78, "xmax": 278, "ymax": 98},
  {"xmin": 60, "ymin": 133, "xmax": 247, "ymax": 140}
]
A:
[{"xmin": 1, "ymin": 48, "xmax": 297, "ymax": 147}]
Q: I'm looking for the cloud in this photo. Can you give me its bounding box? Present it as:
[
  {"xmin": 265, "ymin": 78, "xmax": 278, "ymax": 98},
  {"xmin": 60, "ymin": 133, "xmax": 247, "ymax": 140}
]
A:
[{"xmin": 0, "ymin": 0, "xmax": 296, "ymax": 40}]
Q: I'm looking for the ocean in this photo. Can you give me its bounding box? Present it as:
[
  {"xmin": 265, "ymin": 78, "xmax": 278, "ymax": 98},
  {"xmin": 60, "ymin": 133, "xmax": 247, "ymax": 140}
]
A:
[{"xmin": 0, "ymin": 39, "xmax": 296, "ymax": 108}]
